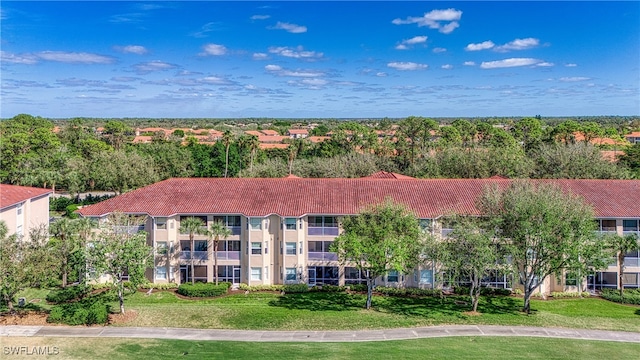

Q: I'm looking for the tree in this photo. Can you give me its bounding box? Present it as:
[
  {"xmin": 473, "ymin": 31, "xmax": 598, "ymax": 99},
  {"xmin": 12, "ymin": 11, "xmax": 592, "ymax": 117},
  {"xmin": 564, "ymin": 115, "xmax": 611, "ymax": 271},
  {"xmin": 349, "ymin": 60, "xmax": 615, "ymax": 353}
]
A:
[
  {"xmin": 551, "ymin": 120, "xmax": 580, "ymax": 145},
  {"xmin": 435, "ymin": 217, "xmax": 499, "ymax": 313},
  {"xmin": 478, "ymin": 181, "xmax": 598, "ymax": 314},
  {"xmin": 222, "ymin": 130, "xmax": 233, "ymax": 178},
  {"xmin": 618, "ymin": 143, "xmax": 640, "ymax": 174},
  {"xmin": 331, "ymin": 199, "xmax": 424, "ymax": 309},
  {"xmin": 86, "ymin": 212, "xmax": 152, "ymax": 314},
  {"xmin": 209, "ymin": 221, "xmax": 231, "ymax": 285},
  {"xmin": 179, "ymin": 217, "xmax": 206, "ymax": 284},
  {"xmin": 579, "ymin": 122, "xmax": 604, "ymax": 144},
  {"xmin": 50, "ymin": 218, "xmax": 95, "ymax": 287},
  {"xmin": 0, "ymin": 222, "xmax": 54, "ymax": 311},
  {"xmin": 604, "ymin": 234, "xmax": 639, "ymax": 296},
  {"xmin": 512, "ymin": 118, "xmax": 543, "ymax": 151},
  {"xmin": 102, "ymin": 120, "xmax": 131, "ymax": 150}
]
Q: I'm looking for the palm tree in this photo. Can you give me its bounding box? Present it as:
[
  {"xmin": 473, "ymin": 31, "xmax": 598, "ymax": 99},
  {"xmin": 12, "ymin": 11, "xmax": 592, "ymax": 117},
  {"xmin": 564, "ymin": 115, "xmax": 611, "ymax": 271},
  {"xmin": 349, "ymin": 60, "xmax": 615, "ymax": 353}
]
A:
[
  {"xmin": 179, "ymin": 217, "xmax": 206, "ymax": 284},
  {"xmin": 49, "ymin": 218, "xmax": 78, "ymax": 288},
  {"xmin": 209, "ymin": 221, "xmax": 232, "ymax": 285},
  {"xmin": 247, "ymin": 135, "xmax": 260, "ymax": 171},
  {"xmin": 605, "ymin": 234, "xmax": 640, "ymax": 296},
  {"xmin": 222, "ymin": 130, "xmax": 233, "ymax": 178}
]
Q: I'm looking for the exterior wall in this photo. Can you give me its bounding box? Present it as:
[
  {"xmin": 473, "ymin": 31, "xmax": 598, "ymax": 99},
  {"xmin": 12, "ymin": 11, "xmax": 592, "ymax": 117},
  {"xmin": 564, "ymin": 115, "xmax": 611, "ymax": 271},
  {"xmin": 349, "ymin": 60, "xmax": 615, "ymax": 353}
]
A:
[
  {"xmin": 132, "ymin": 212, "xmax": 640, "ymax": 294},
  {"xmin": 0, "ymin": 193, "xmax": 50, "ymax": 238}
]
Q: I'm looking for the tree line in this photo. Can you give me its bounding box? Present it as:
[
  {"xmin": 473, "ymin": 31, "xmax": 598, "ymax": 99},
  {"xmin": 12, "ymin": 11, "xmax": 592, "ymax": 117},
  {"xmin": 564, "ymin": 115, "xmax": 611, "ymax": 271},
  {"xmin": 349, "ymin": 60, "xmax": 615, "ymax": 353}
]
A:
[{"xmin": 1, "ymin": 114, "xmax": 639, "ymax": 195}]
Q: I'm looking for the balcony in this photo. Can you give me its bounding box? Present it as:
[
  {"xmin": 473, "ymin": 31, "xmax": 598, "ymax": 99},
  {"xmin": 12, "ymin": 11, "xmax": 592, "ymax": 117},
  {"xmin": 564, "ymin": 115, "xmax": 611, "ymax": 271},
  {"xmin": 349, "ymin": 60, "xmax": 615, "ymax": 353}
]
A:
[
  {"xmin": 308, "ymin": 252, "xmax": 338, "ymax": 261},
  {"xmin": 624, "ymin": 257, "xmax": 640, "ymax": 268},
  {"xmin": 308, "ymin": 227, "xmax": 339, "ymax": 236},
  {"xmin": 114, "ymin": 225, "xmax": 145, "ymax": 234},
  {"xmin": 180, "ymin": 251, "xmax": 208, "ymax": 261},
  {"xmin": 216, "ymin": 251, "xmax": 241, "ymax": 261},
  {"xmin": 229, "ymin": 226, "xmax": 241, "ymax": 236}
]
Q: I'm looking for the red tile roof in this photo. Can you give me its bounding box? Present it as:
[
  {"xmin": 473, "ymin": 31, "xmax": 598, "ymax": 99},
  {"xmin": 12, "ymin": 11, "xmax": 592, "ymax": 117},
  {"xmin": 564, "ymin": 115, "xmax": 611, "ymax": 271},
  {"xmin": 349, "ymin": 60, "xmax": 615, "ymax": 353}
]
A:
[
  {"xmin": 364, "ymin": 171, "xmax": 416, "ymax": 179},
  {"xmin": 77, "ymin": 178, "xmax": 640, "ymax": 219},
  {"xmin": 0, "ymin": 184, "xmax": 52, "ymax": 210},
  {"xmin": 260, "ymin": 130, "xmax": 280, "ymax": 136},
  {"xmin": 260, "ymin": 143, "xmax": 290, "ymax": 149},
  {"xmin": 288, "ymin": 129, "xmax": 309, "ymax": 135}
]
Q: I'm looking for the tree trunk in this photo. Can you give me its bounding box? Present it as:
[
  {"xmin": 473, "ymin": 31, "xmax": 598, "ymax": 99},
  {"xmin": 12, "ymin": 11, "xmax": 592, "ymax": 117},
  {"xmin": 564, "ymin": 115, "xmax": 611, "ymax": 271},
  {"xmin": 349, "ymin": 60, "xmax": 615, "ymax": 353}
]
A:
[
  {"xmin": 118, "ymin": 286, "xmax": 125, "ymax": 314},
  {"xmin": 366, "ymin": 278, "xmax": 374, "ymax": 310},
  {"xmin": 62, "ymin": 257, "xmax": 68, "ymax": 288},
  {"xmin": 523, "ymin": 287, "xmax": 532, "ymax": 314},
  {"xmin": 214, "ymin": 240, "xmax": 219, "ymax": 285},
  {"xmin": 5, "ymin": 296, "xmax": 14, "ymax": 312},
  {"xmin": 470, "ymin": 274, "xmax": 479, "ymax": 313},
  {"xmin": 224, "ymin": 145, "xmax": 230, "ymax": 178},
  {"xmin": 191, "ymin": 235, "xmax": 195, "ymax": 285},
  {"xmin": 618, "ymin": 251, "xmax": 625, "ymax": 297}
]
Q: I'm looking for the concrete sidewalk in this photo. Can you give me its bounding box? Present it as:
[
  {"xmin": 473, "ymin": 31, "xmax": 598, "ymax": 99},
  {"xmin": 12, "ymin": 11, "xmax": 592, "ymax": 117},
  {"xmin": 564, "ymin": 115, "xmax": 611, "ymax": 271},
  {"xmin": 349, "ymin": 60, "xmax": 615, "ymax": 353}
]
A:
[{"xmin": 2, "ymin": 325, "xmax": 640, "ymax": 343}]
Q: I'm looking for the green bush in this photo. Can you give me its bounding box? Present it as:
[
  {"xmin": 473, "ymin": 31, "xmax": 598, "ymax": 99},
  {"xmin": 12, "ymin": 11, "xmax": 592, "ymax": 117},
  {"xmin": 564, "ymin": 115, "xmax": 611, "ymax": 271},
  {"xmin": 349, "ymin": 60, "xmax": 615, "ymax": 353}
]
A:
[
  {"xmin": 550, "ymin": 291, "xmax": 590, "ymax": 298},
  {"xmin": 238, "ymin": 284, "xmax": 285, "ymax": 292},
  {"xmin": 47, "ymin": 298, "xmax": 109, "ymax": 325},
  {"xmin": 65, "ymin": 204, "xmax": 80, "ymax": 219},
  {"xmin": 375, "ymin": 286, "xmax": 443, "ymax": 297},
  {"xmin": 139, "ymin": 282, "xmax": 178, "ymax": 290},
  {"xmin": 348, "ymin": 284, "xmax": 368, "ymax": 292},
  {"xmin": 282, "ymin": 284, "xmax": 309, "ymax": 293},
  {"xmin": 601, "ymin": 289, "xmax": 640, "ymax": 305},
  {"xmin": 480, "ymin": 287, "xmax": 512, "ymax": 296},
  {"xmin": 310, "ymin": 285, "xmax": 346, "ymax": 293},
  {"xmin": 176, "ymin": 282, "xmax": 230, "ymax": 297},
  {"xmin": 46, "ymin": 285, "xmax": 89, "ymax": 304}
]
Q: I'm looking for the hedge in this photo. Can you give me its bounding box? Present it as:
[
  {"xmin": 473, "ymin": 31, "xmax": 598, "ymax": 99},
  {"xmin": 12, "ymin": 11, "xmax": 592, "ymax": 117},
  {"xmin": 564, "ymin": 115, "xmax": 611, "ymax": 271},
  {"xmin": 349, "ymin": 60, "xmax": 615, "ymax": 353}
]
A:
[
  {"xmin": 47, "ymin": 299, "xmax": 109, "ymax": 325},
  {"xmin": 46, "ymin": 285, "xmax": 89, "ymax": 304},
  {"xmin": 176, "ymin": 282, "xmax": 230, "ymax": 297},
  {"xmin": 282, "ymin": 284, "xmax": 309, "ymax": 293},
  {"xmin": 601, "ymin": 289, "xmax": 640, "ymax": 305},
  {"xmin": 376, "ymin": 286, "xmax": 443, "ymax": 297}
]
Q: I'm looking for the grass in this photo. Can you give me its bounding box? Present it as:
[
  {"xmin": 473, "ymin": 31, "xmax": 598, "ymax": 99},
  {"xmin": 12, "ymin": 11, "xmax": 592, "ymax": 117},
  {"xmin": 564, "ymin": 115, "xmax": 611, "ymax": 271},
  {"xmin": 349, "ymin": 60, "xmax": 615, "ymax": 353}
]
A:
[
  {"xmin": 108, "ymin": 291, "xmax": 640, "ymax": 332},
  {"xmin": 3, "ymin": 336, "xmax": 639, "ymax": 359}
]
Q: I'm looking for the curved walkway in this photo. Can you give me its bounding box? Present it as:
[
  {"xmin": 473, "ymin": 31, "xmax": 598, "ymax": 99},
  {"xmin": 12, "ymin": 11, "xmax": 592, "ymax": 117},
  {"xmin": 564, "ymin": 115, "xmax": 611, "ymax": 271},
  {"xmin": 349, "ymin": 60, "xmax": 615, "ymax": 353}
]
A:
[{"xmin": 2, "ymin": 325, "xmax": 640, "ymax": 343}]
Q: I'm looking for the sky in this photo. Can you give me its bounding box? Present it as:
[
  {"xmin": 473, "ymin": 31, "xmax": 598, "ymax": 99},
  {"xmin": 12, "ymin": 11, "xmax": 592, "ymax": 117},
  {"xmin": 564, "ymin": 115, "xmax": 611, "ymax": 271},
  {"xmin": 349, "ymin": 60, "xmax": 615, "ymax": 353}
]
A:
[{"xmin": 1, "ymin": 1, "xmax": 639, "ymax": 119}]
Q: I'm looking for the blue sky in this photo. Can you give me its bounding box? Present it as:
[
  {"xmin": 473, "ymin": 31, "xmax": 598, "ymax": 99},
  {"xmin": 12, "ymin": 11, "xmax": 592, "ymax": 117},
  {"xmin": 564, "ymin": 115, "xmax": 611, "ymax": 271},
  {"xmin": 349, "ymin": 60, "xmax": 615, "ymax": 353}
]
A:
[{"xmin": 1, "ymin": 1, "xmax": 639, "ymax": 118}]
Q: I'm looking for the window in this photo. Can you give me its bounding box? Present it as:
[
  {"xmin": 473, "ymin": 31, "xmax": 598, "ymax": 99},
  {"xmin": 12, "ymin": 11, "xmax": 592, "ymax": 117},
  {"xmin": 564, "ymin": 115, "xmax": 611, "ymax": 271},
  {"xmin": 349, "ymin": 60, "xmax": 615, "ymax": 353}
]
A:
[
  {"xmin": 307, "ymin": 241, "xmax": 337, "ymax": 261},
  {"xmin": 345, "ymin": 267, "xmax": 366, "ymax": 285},
  {"xmin": 286, "ymin": 268, "xmax": 297, "ymax": 281},
  {"xmin": 155, "ymin": 266, "xmax": 167, "ymax": 280},
  {"xmin": 565, "ymin": 272, "xmax": 578, "ymax": 286},
  {"xmin": 156, "ymin": 217, "xmax": 167, "ymax": 230},
  {"xmin": 213, "ymin": 215, "xmax": 242, "ymax": 235},
  {"xmin": 285, "ymin": 242, "xmax": 297, "ymax": 255},
  {"xmin": 419, "ymin": 219, "xmax": 432, "ymax": 232},
  {"xmin": 250, "ymin": 218, "xmax": 262, "ymax": 230},
  {"xmin": 251, "ymin": 242, "xmax": 262, "ymax": 255},
  {"xmin": 16, "ymin": 203, "xmax": 23, "ymax": 216},
  {"xmin": 623, "ymin": 219, "xmax": 639, "ymax": 232},
  {"xmin": 308, "ymin": 266, "xmax": 339, "ymax": 285},
  {"xmin": 597, "ymin": 219, "xmax": 617, "ymax": 232},
  {"xmin": 156, "ymin": 241, "xmax": 168, "ymax": 255},
  {"xmin": 308, "ymin": 216, "xmax": 339, "ymax": 236},
  {"xmin": 251, "ymin": 267, "xmax": 262, "ymax": 281},
  {"xmin": 387, "ymin": 270, "xmax": 399, "ymax": 283},
  {"xmin": 179, "ymin": 216, "xmax": 207, "ymax": 234},
  {"xmin": 285, "ymin": 218, "xmax": 297, "ymax": 230},
  {"xmin": 16, "ymin": 225, "xmax": 23, "ymax": 237},
  {"xmin": 220, "ymin": 240, "xmax": 241, "ymax": 251},
  {"xmin": 418, "ymin": 269, "xmax": 433, "ymax": 285}
]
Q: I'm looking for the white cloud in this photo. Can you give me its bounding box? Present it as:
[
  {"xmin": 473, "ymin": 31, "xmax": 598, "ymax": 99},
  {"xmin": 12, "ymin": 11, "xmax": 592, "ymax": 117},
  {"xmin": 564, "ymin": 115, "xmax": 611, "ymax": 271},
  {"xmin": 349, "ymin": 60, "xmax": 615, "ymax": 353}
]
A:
[
  {"xmin": 463, "ymin": 61, "xmax": 476, "ymax": 66},
  {"xmin": 480, "ymin": 58, "xmax": 542, "ymax": 69},
  {"xmin": 114, "ymin": 45, "xmax": 148, "ymax": 55},
  {"xmin": 376, "ymin": 72, "xmax": 388, "ymax": 77},
  {"xmin": 252, "ymin": 53, "xmax": 269, "ymax": 60},
  {"xmin": 36, "ymin": 51, "xmax": 116, "ymax": 64},
  {"xmin": 396, "ymin": 35, "xmax": 428, "ymax": 50},
  {"xmin": 536, "ymin": 62, "xmax": 554, "ymax": 67},
  {"xmin": 271, "ymin": 21, "xmax": 307, "ymax": 33},
  {"xmin": 132, "ymin": 61, "xmax": 178, "ymax": 74},
  {"xmin": 268, "ymin": 46, "xmax": 323, "ymax": 60},
  {"xmin": 441, "ymin": 64, "xmax": 453, "ymax": 70},
  {"xmin": 565, "ymin": 63, "xmax": 578, "ymax": 67},
  {"xmin": 387, "ymin": 62, "xmax": 428, "ymax": 71},
  {"xmin": 200, "ymin": 44, "xmax": 227, "ymax": 56},
  {"xmin": 1, "ymin": 51, "xmax": 38, "ymax": 64},
  {"xmin": 392, "ymin": 8, "xmax": 462, "ymax": 34},
  {"xmin": 433, "ymin": 47, "xmax": 447, "ymax": 53},
  {"xmin": 465, "ymin": 40, "xmax": 495, "ymax": 51},
  {"xmin": 265, "ymin": 64, "xmax": 325, "ymax": 77},
  {"xmin": 495, "ymin": 38, "xmax": 540, "ymax": 52},
  {"xmin": 251, "ymin": 15, "xmax": 270, "ymax": 20},
  {"xmin": 190, "ymin": 22, "xmax": 223, "ymax": 38},
  {"xmin": 559, "ymin": 76, "xmax": 591, "ymax": 82}
]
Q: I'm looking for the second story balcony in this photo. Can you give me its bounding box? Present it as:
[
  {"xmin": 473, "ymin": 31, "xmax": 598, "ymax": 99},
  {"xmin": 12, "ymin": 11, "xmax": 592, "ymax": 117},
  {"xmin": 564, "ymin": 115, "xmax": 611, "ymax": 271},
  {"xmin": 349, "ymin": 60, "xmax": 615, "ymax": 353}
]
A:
[{"xmin": 180, "ymin": 251, "xmax": 208, "ymax": 261}]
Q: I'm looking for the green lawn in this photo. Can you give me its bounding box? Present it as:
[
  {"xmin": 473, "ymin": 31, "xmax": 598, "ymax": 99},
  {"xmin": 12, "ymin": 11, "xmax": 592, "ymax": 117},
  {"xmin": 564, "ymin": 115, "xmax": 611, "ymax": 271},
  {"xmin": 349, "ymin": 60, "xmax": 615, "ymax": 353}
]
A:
[
  {"xmin": 108, "ymin": 291, "xmax": 640, "ymax": 332},
  {"xmin": 3, "ymin": 336, "xmax": 639, "ymax": 360}
]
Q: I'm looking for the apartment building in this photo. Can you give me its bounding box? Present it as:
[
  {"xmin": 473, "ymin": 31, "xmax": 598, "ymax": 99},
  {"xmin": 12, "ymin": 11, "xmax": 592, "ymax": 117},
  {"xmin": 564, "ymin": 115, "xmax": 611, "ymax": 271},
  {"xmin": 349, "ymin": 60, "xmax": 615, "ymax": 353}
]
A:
[
  {"xmin": 77, "ymin": 177, "xmax": 640, "ymax": 293},
  {"xmin": 0, "ymin": 184, "xmax": 52, "ymax": 238}
]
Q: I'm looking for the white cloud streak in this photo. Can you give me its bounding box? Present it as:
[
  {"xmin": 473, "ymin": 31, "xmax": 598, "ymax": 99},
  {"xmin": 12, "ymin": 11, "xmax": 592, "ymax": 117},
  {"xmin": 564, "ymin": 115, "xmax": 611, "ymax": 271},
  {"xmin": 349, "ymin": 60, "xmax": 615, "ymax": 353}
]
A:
[
  {"xmin": 465, "ymin": 40, "xmax": 495, "ymax": 51},
  {"xmin": 559, "ymin": 76, "xmax": 591, "ymax": 82},
  {"xmin": 114, "ymin": 45, "xmax": 148, "ymax": 55},
  {"xmin": 271, "ymin": 21, "xmax": 307, "ymax": 33},
  {"xmin": 433, "ymin": 47, "xmax": 447, "ymax": 53},
  {"xmin": 480, "ymin": 58, "xmax": 542, "ymax": 69},
  {"xmin": 441, "ymin": 64, "xmax": 453, "ymax": 70},
  {"xmin": 495, "ymin": 38, "xmax": 540, "ymax": 52},
  {"xmin": 392, "ymin": 8, "xmax": 462, "ymax": 34},
  {"xmin": 268, "ymin": 46, "xmax": 323, "ymax": 60},
  {"xmin": 265, "ymin": 64, "xmax": 326, "ymax": 78},
  {"xmin": 200, "ymin": 43, "xmax": 228, "ymax": 56},
  {"xmin": 396, "ymin": 35, "xmax": 428, "ymax": 50},
  {"xmin": 251, "ymin": 15, "xmax": 270, "ymax": 20},
  {"xmin": 387, "ymin": 62, "xmax": 428, "ymax": 71}
]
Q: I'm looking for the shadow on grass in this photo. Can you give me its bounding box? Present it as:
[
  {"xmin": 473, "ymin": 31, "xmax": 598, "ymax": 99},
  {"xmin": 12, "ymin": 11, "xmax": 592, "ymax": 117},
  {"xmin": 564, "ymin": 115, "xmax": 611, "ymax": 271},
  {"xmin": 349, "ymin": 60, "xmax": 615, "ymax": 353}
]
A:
[
  {"xmin": 635, "ymin": 309, "xmax": 640, "ymax": 316},
  {"xmin": 268, "ymin": 292, "xmax": 523, "ymax": 318}
]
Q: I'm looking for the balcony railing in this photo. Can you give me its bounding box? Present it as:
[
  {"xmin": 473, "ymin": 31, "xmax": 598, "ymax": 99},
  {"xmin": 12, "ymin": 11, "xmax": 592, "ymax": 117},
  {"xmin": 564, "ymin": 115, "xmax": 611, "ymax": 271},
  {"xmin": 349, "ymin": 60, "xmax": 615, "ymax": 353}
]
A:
[
  {"xmin": 229, "ymin": 226, "xmax": 241, "ymax": 236},
  {"xmin": 308, "ymin": 227, "xmax": 339, "ymax": 236},
  {"xmin": 308, "ymin": 252, "xmax": 338, "ymax": 261},
  {"xmin": 216, "ymin": 251, "xmax": 241, "ymax": 261},
  {"xmin": 114, "ymin": 225, "xmax": 145, "ymax": 234},
  {"xmin": 623, "ymin": 257, "xmax": 640, "ymax": 268},
  {"xmin": 180, "ymin": 251, "xmax": 208, "ymax": 260}
]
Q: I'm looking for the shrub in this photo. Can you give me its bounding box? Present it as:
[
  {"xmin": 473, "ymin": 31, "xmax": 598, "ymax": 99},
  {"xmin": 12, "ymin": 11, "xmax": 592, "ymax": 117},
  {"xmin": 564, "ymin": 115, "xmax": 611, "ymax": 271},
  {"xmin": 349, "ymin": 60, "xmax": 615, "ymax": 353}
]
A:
[
  {"xmin": 348, "ymin": 284, "xmax": 368, "ymax": 292},
  {"xmin": 601, "ymin": 289, "xmax": 640, "ymax": 305},
  {"xmin": 139, "ymin": 282, "xmax": 178, "ymax": 290},
  {"xmin": 176, "ymin": 282, "xmax": 230, "ymax": 297},
  {"xmin": 550, "ymin": 291, "xmax": 591, "ymax": 298},
  {"xmin": 282, "ymin": 284, "xmax": 309, "ymax": 293},
  {"xmin": 65, "ymin": 204, "xmax": 80, "ymax": 219},
  {"xmin": 47, "ymin": 298, "xmax": 109, "ymax": 325},
  {"xmin": 46, "ymin": 285, "xmax": 89, "ymax": 304},
  {"xmin": 238, "ymin": 284, "xmax": 284, "ymax": 292},
  {"xmin": 480, "ymin": 287, "xmax": 512, "ymax": 296},
  {"xmin": 310, "ymin": 285, "xmax": 346, "ymax": 293}
]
